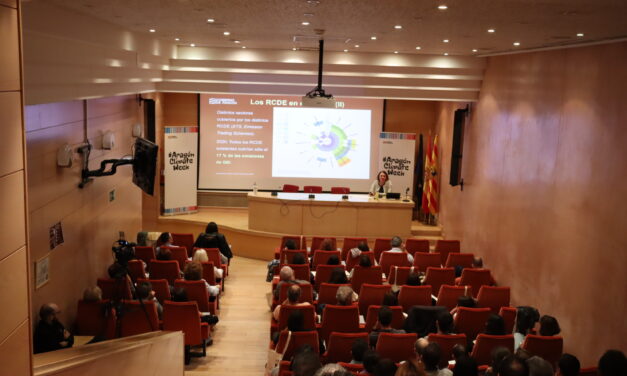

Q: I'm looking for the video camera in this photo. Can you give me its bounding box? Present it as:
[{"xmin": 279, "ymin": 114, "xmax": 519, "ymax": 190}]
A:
[{"xmin": 112, "ymin": 231, "xmax": 136, "ymax": 266}]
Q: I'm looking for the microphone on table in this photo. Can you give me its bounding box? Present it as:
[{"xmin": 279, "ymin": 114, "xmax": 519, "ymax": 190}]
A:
[{"xmin": 403, "ymin": 187, "xmax": 410, "ymax": 202}]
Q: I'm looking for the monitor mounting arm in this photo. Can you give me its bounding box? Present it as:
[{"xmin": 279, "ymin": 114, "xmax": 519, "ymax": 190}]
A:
[{"xmin": 77, "ymin": 142, "xmax": 133, "ymax": 188}]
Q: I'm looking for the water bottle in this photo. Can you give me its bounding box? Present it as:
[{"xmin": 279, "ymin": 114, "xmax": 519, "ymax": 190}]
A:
[{"xmin": 253, "ymin": 182, "xmax": 258, "ymax": 195}]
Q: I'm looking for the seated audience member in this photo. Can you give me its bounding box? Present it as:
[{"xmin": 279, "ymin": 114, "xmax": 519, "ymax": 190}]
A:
[
  {"xmin": 405, "ymin": 271, "xmax": 422, "ymax": 286},
  {"xmin": 451, "ymin": 295, "xmax": 477, "ymax": 318},
  {"xmin": 156, "ymin": 247, "xmax": 173, "ymax": 261},
  {"xmin": 319, "ymin": 238, "xmax": 335, "ymax": 251},
  {"xmin": 274, "ymin": 266, "xmax": 309, "ymax": 300},
  {"xmin": 373, "ymin": 358, "xmax": 398, "ymax": 376},
  {"xmin": 455, "ymin": 257, "xmax": 496, "ymax": 285},
  {"xmin": 538, "ymin": 315, "xmax": 560, "ymax": 336},
  {"xmin": 82, "ymin": 286, "xmax": 102, "ymax": 302},
  {"xmin": 136, "ymin": 280, "xmax": 163, "ymax": 319},
  {"xmin": 598, "ymin": 350, "xmax": 626, "ymax": 376},
  {"xmin": 349, "ymin": 241, "xmax": 370, "ymax": 260},
  {"xmin": 395, "ymin": 358, "xmax": 424, "ymax": 376},
  {"xmin": 328, "ymin": 267, "xmax": 349, "ymax": 284},
  {"xmin": 171, "ymin": 287, "xmax": 218, "ymax": 326},
  {"xmin": 422, "ymin": 342, "xmax": 453, "ymax": 376},
  {"xmin": 193, "ymin": 222, "xmax": 233, "ymax": 264},
  {"xmin": 514, "ymin": 348, "xmax": 532, "ymax": 362},
  {"xmin": 336, "ymin": 285, "xmax": 356, "ymax": 306},
  {"xmin": 415, "ymin": 337, "xmax": 429, "ymax": 360},
  {"xmin": 513, "ymin": 306, "xmax": 539, "ymax": 350},
  {"xmin": 485, "ymin": 347, "xmax": 512, "ymax": 376},
  {"xmin": 326, "ymin": 254, "xmax": 340, "ymax": 265},
  {"xmin": 435, "ymin": 311, "xmax": 455, "ymax": 335},
  {"xmin": 155, "ymin": 232, "xmax": 174, "ymax": 256},
  {"xmin": 453, "ymin": 355, "xmax": 479, "ymax": 376},
  {"xmin": 34, "ymin": 303, "xmax": 74, "ymax": 354},
  {"xmin": 497, "ymin": 355, "xmax": 529, "ymax": 376},
  {"xmin": 451, "ymin": 344, "xmax": 468, "ymax": 361},
  {"xmin": 267, "ymin": 239, "xmax": 298, "ymax": 281},
  {"xmin": 273, "ymin": 285, "xmax": 311, "ymax": 321},
  {"xmin": 184, "ymin": 261, "xmax": 219, "ymax": 297},
  {"xmin": 382, "ymin": 236, "xmax": 413, "ymax": 265},
  {"xmin": 382, "ymin": 291, "xmax": 398, "ymax": 306},
  {"xmin": 272, "ymin": 309, "xmax": 307, "ymax": 345},
  {"xmin": 315, "ymin": 364, "xmax": 352, "ymax": 376},
  {"xmin": 292, "ymin": 344, "xmax": 322, "ymax": 376},
  {"xmin": 349, "ymin": 253, "xmax": 373, "ymax": 279},
  {"xmin": 108, "ymin": 261, "xmax": 127, "ymax": 280},
  {"xmin": 556, "ymin": 354, "xmax": 580, "ymax": 376},
  {"xmin": 485, "ymin": 314, "xmax": 506, "ymax": 336},
  {"xmin": 369, "ymin": 306, "xmax": 406, "ymax": 348},
  {"xmin": 350, "ymin": 338, "xmax": 369, "ymax": 364},
  {"xmin": 525, "ymin": 356, "xmax": 553, "ymax": 376},
  {"xmin": 193, "ymin": 248, "xmax": 224, "ymax": 279},
  {"xmin": 363, "ymin": 349, "xmax": 381, "ymax": 375},
  {"xmin": 292, "ymin": 252, "xmax": 307, "ymax": 265}
]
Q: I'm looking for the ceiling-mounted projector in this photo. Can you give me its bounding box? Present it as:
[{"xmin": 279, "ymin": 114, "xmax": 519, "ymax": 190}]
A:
[{"xmin": 302, "ymin": 39, "xmax": 336, "ymax": 108}]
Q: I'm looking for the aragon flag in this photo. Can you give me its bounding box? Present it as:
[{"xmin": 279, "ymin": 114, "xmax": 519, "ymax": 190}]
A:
[
  {"xmin": 427, "ymin": 135, "xmax": 439, "ymax": 214},
  {"xmin": 421, "ymin": 136, "xmax": 432, "ymax": 213}
]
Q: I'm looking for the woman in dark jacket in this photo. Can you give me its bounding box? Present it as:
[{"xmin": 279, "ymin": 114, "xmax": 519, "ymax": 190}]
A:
[{"xmin": 193, "ymin": 222, "xmax": 233, "ymax": 263}]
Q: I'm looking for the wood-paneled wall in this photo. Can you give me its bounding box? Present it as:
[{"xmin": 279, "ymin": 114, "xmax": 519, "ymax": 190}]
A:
[
  {"xmin": 25, "ymin": 95, "xmax": 143, "ymax": 331},
  {"xmin": 436, "ymin": 42, "xmax": 627, "ymax": 364},
  {"xmin": 0, "ymin": 1, "xmax": 32, "ymax": 374}
]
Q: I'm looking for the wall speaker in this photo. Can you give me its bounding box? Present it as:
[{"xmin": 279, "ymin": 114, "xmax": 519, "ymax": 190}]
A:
[
  {"xmin": 144, "ymin": 99, "xmax": 156, "ymax": 142},
  {"xmin": 449, "ymin": 108, "xmax": 467, "ymax": 186}
]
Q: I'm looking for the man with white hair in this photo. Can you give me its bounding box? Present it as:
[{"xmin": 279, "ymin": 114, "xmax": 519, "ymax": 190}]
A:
[
  {"xmin": 381, "ymin": 236, "xmax": 413, "ymax": 264},
  {"xmin": 273, "ymin": 265, "xmax": 309, "ymax": 300}
]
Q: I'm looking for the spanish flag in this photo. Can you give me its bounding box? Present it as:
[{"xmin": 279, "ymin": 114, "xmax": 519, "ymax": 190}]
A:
[
  {"xmin": 421, "ymin": 136, "xmax": 432, "ymax": 213},
  {"xmin": 427, "ymin": 135, "xmax": 439, "ymax": 214}
]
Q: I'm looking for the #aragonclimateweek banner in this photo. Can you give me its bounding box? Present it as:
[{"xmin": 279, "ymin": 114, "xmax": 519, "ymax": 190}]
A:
[
  {"xmin": 164, "ymin": 126, "xmax": 198, "ymax": 215},
  {"xmin": 378, "ymin": 132, "xmax": 416, "ymax": 198}
]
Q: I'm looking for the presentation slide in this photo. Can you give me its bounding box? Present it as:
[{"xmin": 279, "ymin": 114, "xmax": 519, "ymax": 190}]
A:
[{"xmin": 198, "ymin": 94, "xmax": 383, "ymax": 191}]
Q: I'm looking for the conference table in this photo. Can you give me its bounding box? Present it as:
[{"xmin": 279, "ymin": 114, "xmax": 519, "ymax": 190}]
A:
[{"xmin": 248, "ymin": 192, "xmax": 414, "ymax": 238}]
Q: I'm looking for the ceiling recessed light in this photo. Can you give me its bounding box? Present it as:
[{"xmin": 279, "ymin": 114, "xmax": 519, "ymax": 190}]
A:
[
  {"xmin": 443, "ymin": 39, "xmax": 449, "ymax": 43},
  {"xmin": 343, "ymin": 49, "xmax": 348, "ymax": 52},
  {"xmin": 234, "ymin": 40, "xmax": 241, "ymax": 44},
  {"xmin": 415, "ymin": 46, "xmax": 421, "ymax": 50},
  {"xmin": 487, "ymin": 28, "xmax": 495, "ymax": 33},
  {"xmin": 444, "ymin": 52, "xmax": 449, "ymax": 56},
  {"xmin": 223, "ymin": 31, "xmax": 230, "ymax": 36},
  {"xmin": 242, "ymin": 46, "xmax": 247, "ymax": 49},
  {"xmin": 513, "ymin": 42, "xmax": 520, "ymax": 46},
  {"xmin": 394, "ymin": 51, "xmax": 399, "ymax": 54},
  {"xmin": 577, "ymin": 33, "xmax": 584, "ymax": 37},
  {"xmin": 174, "ymin": 37, "xmax": 180, "ymax": 41},
  {"xmin": 207, "ymin": 18, "xmax": 215, "ymax": 23},
  {"xmin": 438, "ymin": 5, "xmax": 448, "ymax": 10},
  {"xmin": 472, "ymin": 49, "xmax": 478, "ymax": 52},
  {"xmin": 304, "ymin": 13, "xmax": 314, "ymax": 17},
  {"xmin": 190, "ymin": 43, "xmax": 195, "ymax": 47},
  {"xmin": 292, "ymin": 47, "xmax": 297, "ymax": 51},
  {"xmin": 149, "ymin": 29, "xmax": 156, "ymax": 33},
  {"xmin": 394, "ymin": 25, "xmax": 402, "ymax": 30},
  {"xmin": 354, "ymin": 44, "xmax": 360, "ymax": 48},
  {"xmin": 371, "ymin": 36, "xmax": 377, "ymax": 40},
  {"xmin": 301, "ymin": 21, "xmax": 310, "ymax": 26}
]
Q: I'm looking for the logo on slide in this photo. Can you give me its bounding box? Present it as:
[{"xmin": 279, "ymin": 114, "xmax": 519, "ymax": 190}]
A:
[{"xmin": 209, "ymin": 98, "xmax": 238, "ymax": 105}]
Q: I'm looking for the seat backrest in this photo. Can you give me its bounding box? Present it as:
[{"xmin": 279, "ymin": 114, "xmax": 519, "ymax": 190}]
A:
[
  {"xmin": 436, "ymin": 285, "xmax": 468, "ymax": 311},
  {"xmin": 203, "ymin": 247, "xmax": 224, "ymax": 268},
  {"xmin": 454, "ymin": 307, "xmax": 492, "ymax": 340},
  {"xmin": 398, "ymin": 285, "xmax": 433, "ymax": 313},
  {"xmin": 280, "ymin": 236, "xmax": 303, "ymax": 250},
  {"xmin": 387, "ymin": 266, "xmax": 413, "ymax": 286},
  {"xmin": 280, "ymin": 249, "xmax": 308, "ymax": 265},
  {"xmin": 405, "ymin": 239, "xmax": 430, "ymax": 255},
  {"xmin": 174, "ymin": 279, "xmax": 210, "ymax": 312},
  {"xmin": 163, "ymin": 301, "xmax": 203, "ymax": 346},
  {"xmin": 161, "ymin": 246, "xmax": 188, "ymax": 271},
  {"xmin": 435, "ymin": 240, "xmax": 461, "ymax": 265},
  {"xmin": 134, "ymin": 246, "xmax": 156, "ymax": 265},
  {"xmin": 97, "ymin": 277, "xmax": 133, "ymax": 300},
  {"xmin": 282, "ymin": 184, "xmax": 299, "ymax": 192},
  {"xmin": 320, "ymin": 304, "xmax": 361, "ymax": 343},
  {"xmin": 331, "ymin": 187, "xmax": 350, "ymax": 194},
  {"xmin": 521, "ymin": 335, "xmax": 564, "ymax": 366},
  {"xmin": 171, "ymin": 233, "xmax": 195, "ymax": 257},
  {"xmin": 423, "ymin": 267, "xmax": 456, "ymax": 295},
  {"xmin": 499, "ymin": 306, "xmax": 517, "ymax": 334},
  {"xmin": 379, "ymin": 251, "xmax": 410, "ymax": 277},
  {"xmin": 324, "ymin": 332, "xmax": 369, "ymax": 364},
  {"xmin": 341, "ymin": 237, "xmax": 368, "ymax": 260},
  {"xmin": 282, "ymin": 263, "xmax": 310, "ymax": 281},
  {"xmin": 310, "ymin": 237, "xmax": 337, "ymax": 252},
  {"xmin": 200, "ymin": 261, "xmax": 217, "ymax": 285},
  {"xmin": 363, "ymin": 305, "xmax": 405, "ymax": 332},
  {"xmin": 276, "ymin": 330, "xmax": 319, "ymax": 360},
  {"xmin": 413, "ymin": 252, "xmax": 442, "ymax": 272},
  {"xmin": 149, "ymin": 260, "xmax": 180, "ymax": 285},
  {"xmin": 373, "ymin": 238, "xmax": 392, "ymax": 261},
  {"xmin": 470, "ymin": 334, "xmax": 515, "ymax": 366},
  {"xmin": 428, "ymin": 333, "xmax": 467, "ymax": 368},
  {"xmin": 119, "ymin": 299, "xmax": 160, "ymax": 337},
  {"xmin": 277, "ymin": 304, "xmax": 317, "ymax": 332},
  {"xmin": 375, "ymin": 332, "xmax": 418, "ymax": 363},
  {"xmin": 459, "ymin": 268, "xmax": 494, "ymax": 297},
  {"xmin": 277, "ymin": 283, "xmax": 314, "ymax": 304},
  {"xmin": 303, "ymin": 185, "xmax": 323, "ymax": 193},
  {"xmin": 126, "ymin": 259, "xmax": 146, "ymax": 282},
  {"xmin": 358, "ymin": 284, "xmax": 392, "ymax": 316},
  {"xmin": 350, "ymin": 265, "xmax": 383, "ymax": 293},
  {"xmin": 578, "ymin": 367, "xmax": 598, "ymax": 376},
  {"xmin": 337, "ymin": 362, "xmax": 364, "ymax": 374},
  {"xmin": 312, "ymin": 250, "xmax": 341, "ymax": 268},
  {"xmin": 137, "ymin": 278, "xmax": 171, "ymax": 303},
  {"xmin": 75, "ymin": 299, "xmax": 110, "ymax": 336},
  {"xmin": 315, "ymin": 264, "xmax": 345, "ymax": 290},
  {"xmin": 345, "ymin": 251, "xmax": 375, "ymax": 271},
  {"xmin": 477, "ymin": 286, "xmax": 510, "ymax": 314},
  {"xmin": 317, "ymin": 283, "xmax": 349, "ymax": 306},
  {"xmin": 445, "ymin": 252, "xmax": 475, "ymax": 268}
]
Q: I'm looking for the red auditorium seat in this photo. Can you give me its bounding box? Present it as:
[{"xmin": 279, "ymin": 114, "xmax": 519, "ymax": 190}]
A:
[
  {"xmin": 428, "ymin": 333, "xmax": 467, "ymax": 368},
  {"xmin": 303, "ymin": 185, "xmax": 323, "ymax": 193},
  {"xmin": 312, "ymin": 250, "xmax": 341, "ymax": 268},
  {"xmin": 163, "ymin": 301, "xmax": 210, "ymax": 363},
  {"xmin": 435, "ymin": 240, "xmax": 461, "ymax": 265},
  {"xmin": 119, "ymin": 299, "xmax": 160, "ymax": 337},
  {"xmin": 436, "ymin": 285, "xmax": 468, "ymax": 311},
  {"xmin": 319, "ymin": 304, "xmax": 360, "ymax": 344},
  {"xmin": 358, "ymin": 284, "xmax": 392, "ymax": 316},
  {"xmin": 374, "ymin": 332, "xmax": 418, "ymax": 363},
  {"xmin": 422, "ymin": 267, "xmax": 456, "ymax": 296},
  {"xmin": 323, "ymin": 332, "xmax": 368, "ymax": 364},
  {"xmin": 405, "ymin": 238, "xmax": 430, "ymax": 255},
  {"xmin": 331, "ymin": 187, "xmax": 350, "ymax": 194},
  {"xmin": 398, "ymin": 285, "xmax": 432, "ymax": 312},
  {"xmin": 379, "ymin": 251, "xmax": 411, "ymax": 277},
  {"xmin": 204, "ymin": 247, "xmax": 229, "ymax": 277},
  {"xmin": 280, "ymin": 235, "xmax": 303, "ymax": 249},
  {"xmin": 149, "ymin": 260, "xmax": 181, "ymax": 285},
  {"xmin": 477, "ymin": 286, "xmax": 510, "ymax": 314},
  {"xmin": 172, "ymin": 233, "xmax": 195, "ymax": 257},
  {"xmin": 521, "ymin": 335, "xmax": 564, "ymax": 366},
  {"xmin": 445, "ymin": 252, "xmax": 475, "ymax": 268},
  {"xmin": 499, "ymin": 306, "xmax": 517, "ymax": 334},
  {"xmin": 126, "ymin": 259, "xmax": 147, "ymax": 282},
  {"xmin": 134, "ymin": 246, "xmax": 156, "ymax": 265},
  {"xmin": 282, "ymin": 184, "xmax": 299, "ymax": 192},
  {"xmin": 174, "ymin": 279, "xmax": 218, "ymax": 314},
  {"xmin": 470, "ymin": 334, "xmax": 515, "ymax": 366},
  {"xmin": 137, "ymin": 278, "xmax": 170, "ymax": 303},
  {"xmin": 161, "ymin": 246, "xmax": 188, "ymax": 271},
  {"xmin": 97, "ymin": 277, "xmax": 133, "ymax": 300},
  {"xmin": 273, "ymin": 330, "xmax": 319, "ymax": 360},
  {"xmin": 345, "ymin": 251, "xmax": 375, "ymax": 271},
  {"xmin": 75, "ymin": 299, "xmax": 113, "ymax": 337},
  {"xmin": 373, "ymin": 238, "xmax": 392, "ymax": 261},
  {"xmin": 315, "ymin": 264, "xmax": 345, "ymax": 291},
  {"xmin": 458, "ymin": 268, "xmax": 495, "ymax": 297},
  {"xmin": 273, "ymin": 305, "xmax": 317, "ymax": 333},
  {"xmin": 279, "ymin": 249, "xmax": 308, "ymax": 265},
  {"xmin": 317, "ymin": 283, "xmax": 348, "ymax": 306},
  {"xmin": 387, "ymin": 266, "xmax": 413, "ymax": 286},
  {"xmin": 350, "ymin": 265, "xmax": 383, "ymax": 294},
  {"xmin": 341, "ymin": 237, "xmax": 368, "ymax": 260},
  {"xmin": 274, "ymin": 282, "xmax": 314, "ymax": 309},
  {"xmin": 454, "ymin": 307, "xmax": 491, "ymax": 340},
  {"xmin": 362, "ymin": 305, "xmax": 405, "ymax": 332},
  {"xmin": 310, "ymin": 236, "xmax": 337, "ymax": 252},
  {"xmin": 413, "ymin": 252, "xmax": 442, "ymax": 272}
]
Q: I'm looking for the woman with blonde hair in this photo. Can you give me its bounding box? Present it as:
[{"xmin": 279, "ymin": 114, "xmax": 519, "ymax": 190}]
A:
[{"xmin": 192, "ymin": 248, "xmax": 224, "ymax": 279}]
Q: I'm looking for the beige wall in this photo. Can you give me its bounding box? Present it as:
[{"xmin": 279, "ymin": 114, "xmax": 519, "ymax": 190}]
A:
[
  {"xmin": 0, "ymin": 0, "xmax": 32, "ymax": 374},
  {"xmin": 25, "ymin": 95, "xmax": 143, "ymax": 329},
  {"xmin": 436, "ymin": 42, "xmax": 627, "ymax": 364}
]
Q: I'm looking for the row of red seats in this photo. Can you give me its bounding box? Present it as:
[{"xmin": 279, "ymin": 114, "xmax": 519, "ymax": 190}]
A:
[{"xmin": 282, "ymin": 185, "xmax": 350, "ymax": 194}]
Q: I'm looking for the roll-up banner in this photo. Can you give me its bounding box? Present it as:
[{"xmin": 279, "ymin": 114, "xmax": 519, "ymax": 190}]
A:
[
  {"xmin": 163, "ymin": 126, "xmax": 198, "ymax": 215},
  {"xmin": 378, "ymin": 132, "xmax": 416, "ymax": 198}
]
